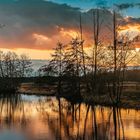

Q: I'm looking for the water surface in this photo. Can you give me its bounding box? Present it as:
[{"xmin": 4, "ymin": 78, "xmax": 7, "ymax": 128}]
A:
[{"xmin": 0, "ymin": 94, "xmax": 139, "ymax": 140}]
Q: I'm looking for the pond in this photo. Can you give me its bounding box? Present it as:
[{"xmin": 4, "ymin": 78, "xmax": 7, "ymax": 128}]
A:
[{"xmin": 0, "ymin": 94, "xmax": 139, "ymax": 140}]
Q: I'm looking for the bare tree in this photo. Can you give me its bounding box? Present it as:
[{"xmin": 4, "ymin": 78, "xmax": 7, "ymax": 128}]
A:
[
  {"xmin": 105, "ymin": 11, "xmax": 137, "ymax": 104},
  {"xmin": 18, "ymin": 54, "xmax": 33, "ymax": 77},
  {"xmin": 41, "ymin": 42, "xmax": 65, "ymax": 93},
  {"xmin": 90, "ymin": 9, "xmax": 104, "ymax": 94},
  {"xmin": 65, "ymin": 38, "xmax": 82, "ymax": 94},
  {"xmin": 0, "ymin": 51, "xmax": 32, "ymax": 91}
]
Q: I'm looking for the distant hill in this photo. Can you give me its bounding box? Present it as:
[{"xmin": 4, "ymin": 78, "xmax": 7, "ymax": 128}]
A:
[
  {"xmin": 30, "ymin": 59, "xmax": 140, "ymax": 77},
  {"xmin": 31, "ymin": 60, "xmax": 49, "ymax": 76}
]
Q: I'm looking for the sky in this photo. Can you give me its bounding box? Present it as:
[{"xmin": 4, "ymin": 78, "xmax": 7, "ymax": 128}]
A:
[
  {"xmin": 50, "ymin": 0, "xmax": 140, "ymax": 17},
  {"xmin": 0, "ymin": 0, "xmax": 140, "ymax": 59}
]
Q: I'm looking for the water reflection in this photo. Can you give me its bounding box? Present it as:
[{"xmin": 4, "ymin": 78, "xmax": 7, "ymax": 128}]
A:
[{"xmin": 0, "ymin": 94, "xmax": 139, "ymax": 140}]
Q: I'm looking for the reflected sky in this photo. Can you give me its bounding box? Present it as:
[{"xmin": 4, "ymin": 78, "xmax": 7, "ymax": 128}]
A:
[{"xmin": 0, "ymin": 95, "xmax": 139, "ymax": 140}]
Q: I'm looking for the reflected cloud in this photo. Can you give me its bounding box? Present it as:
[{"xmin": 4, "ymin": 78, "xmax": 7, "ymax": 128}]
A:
[{"xmin": 0, "ymin": 95, "xmax": 139, "ymax": 140}]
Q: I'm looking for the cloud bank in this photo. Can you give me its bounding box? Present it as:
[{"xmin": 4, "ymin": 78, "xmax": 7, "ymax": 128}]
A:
[{"xmin": 0, "ymin": 0, "xmax": 139, "ymax": 52}]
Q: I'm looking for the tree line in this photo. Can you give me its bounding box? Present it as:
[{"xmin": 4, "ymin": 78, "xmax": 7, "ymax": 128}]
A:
[
  {"xmin": 0, "ymin": 51, "xmax": 32, "ymax": 91},
  {"xmin": 39, "ymin": 10, "xmax": 139, "ymax": 104}
]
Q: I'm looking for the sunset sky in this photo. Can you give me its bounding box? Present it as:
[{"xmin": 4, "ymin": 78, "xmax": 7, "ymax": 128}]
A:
[{"xmin": 0, "ymin": 0, "xmax": 140, "ymax": 59}]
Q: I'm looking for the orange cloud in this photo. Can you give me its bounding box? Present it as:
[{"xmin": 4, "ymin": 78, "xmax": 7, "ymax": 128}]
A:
[
  {"xmin": 59, "ymin": 27, "xmax": 79, "ymax": 38},
  {"xmin": 119, "ymin": 23, "xmax": 140, "ymax": 33},
  {"xmin": 118, "ymin": 22, "xmax": 140, "ymax": 51},
  {"xmin": 33, "ymin": 33, "xmax": 52, "ymax": 45},
  {"xmin": 119, "ymin": 16, "xmax": 140, "ymax": 41},
  {"xmin": 0, "ymin": 2, "xmax": 139, "ymax": 60}
]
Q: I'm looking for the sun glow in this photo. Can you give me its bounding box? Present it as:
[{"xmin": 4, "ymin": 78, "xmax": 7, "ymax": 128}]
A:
[
  {"xmin": 136, "ymin": 48, "xmax": 140, "ymax": 52},
  {"xmin": 0, "ymin": 48, "xmax": 52, "ymax": 60},
  {"xmin": 119, "ymin": 24, "xmax": 140, "ymax": 34},
  {"xmin": 118, "ymin": 24, "xmax": 140, "ymax": 42}
]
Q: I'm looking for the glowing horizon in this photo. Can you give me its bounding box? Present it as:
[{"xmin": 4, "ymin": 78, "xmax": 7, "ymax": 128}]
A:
[{"xmin": 0, "ymin": 0, "xmax": 139, "ymax": 59}]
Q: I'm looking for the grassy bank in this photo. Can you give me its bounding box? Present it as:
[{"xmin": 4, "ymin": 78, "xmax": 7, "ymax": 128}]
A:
[
  {"xmin": 82, "ymin": 91, "xmax": 140, "ymax": 109},
  {"xmin": 18, "ymin": 82, "xmax": 140, "ymax": 109}
]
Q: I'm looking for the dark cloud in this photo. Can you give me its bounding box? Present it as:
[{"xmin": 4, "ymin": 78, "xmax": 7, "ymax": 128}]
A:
[
  {"xmin": 0, "ymin": 0, "xmax": 139, "ymax": 50},
  {"xmin": 125, "ymin": 17, "xmax": 140, "ymax": 24},
  {"xmin": 115, "ymin": 3, "xmax": 140, "ymax": 10},
  {"xmin": 120, "ymin": 16, "xmax": 140, "ymax": 28},
  {"xmin": 0, "ymin": 0, "xmax": 82, "ymax": 49}
]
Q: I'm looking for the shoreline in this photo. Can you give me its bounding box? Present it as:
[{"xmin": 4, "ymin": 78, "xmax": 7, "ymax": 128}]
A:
[{"xmin": 17, "ymin": 91, "xmax": 140, "ymax": 110}]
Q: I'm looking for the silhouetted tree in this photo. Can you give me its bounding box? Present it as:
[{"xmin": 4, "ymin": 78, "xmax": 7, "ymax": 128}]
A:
[{"xmin": 0, "ymin": 51, "xmax": 32, "ymax": 91}]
